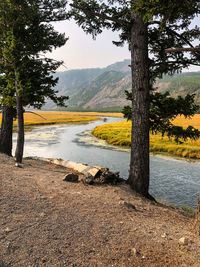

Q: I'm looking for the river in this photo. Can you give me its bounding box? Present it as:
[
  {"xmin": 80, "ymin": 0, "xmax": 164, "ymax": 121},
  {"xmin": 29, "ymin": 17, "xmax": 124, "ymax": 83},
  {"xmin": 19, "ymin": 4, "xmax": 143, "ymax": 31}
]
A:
[{"xmin": 13, "ymin": 116, "xmax": 200, "ymax": 208}]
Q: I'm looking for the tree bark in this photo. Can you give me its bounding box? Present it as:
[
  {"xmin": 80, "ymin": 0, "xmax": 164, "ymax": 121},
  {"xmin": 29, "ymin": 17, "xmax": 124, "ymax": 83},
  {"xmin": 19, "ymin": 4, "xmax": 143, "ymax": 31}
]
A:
[
  {"xmin": 128, "ymin": 14, "xmax": 152, "ymax": 199},
  {"xmin": 0, "ymin": 105, "xmax": 14, "ymax": 156},
  {"xmin": 194, "ymin": 195, "xmax": 200, "ymax": 235},
  {"xmin": 14, "ymin": 71, "xmax": 24, "ymax": 163}
]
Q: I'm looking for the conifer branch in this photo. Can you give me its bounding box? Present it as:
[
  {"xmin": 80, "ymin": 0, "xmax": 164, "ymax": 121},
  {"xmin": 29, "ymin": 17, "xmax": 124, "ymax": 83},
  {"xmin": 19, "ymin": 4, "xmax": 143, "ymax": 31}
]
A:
[
  {"xmin": 165, "ymin": 47, "xmax": 200, "ymax": 53},
  {"xmin": 70, "ymin": 3, "xmax": 129, "ymax": 26}
]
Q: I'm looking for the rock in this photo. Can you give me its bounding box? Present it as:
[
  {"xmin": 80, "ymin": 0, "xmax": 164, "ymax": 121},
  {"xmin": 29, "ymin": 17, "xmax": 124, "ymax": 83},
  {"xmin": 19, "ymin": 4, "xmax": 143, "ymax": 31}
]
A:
[
  {"xmin": 41, "ymin": 257, "xmax": 46, "ymax": 263},
  {"xmin": 4, "ymin": 227, "xmax": 11, "ymax": 233},
  {"xmin": 100, "ymin": 171, "xmax": 120, "ymax": 184},
  {"xmin": 161, "ymin": 233, "xmax": 168, "ymax": 238},
  {"xmin": 132, "ymin": 248, "xmax": 140, "ymax": 256},
  {"xmin": 63, "ymin": 173, "xmax": 78, "ymax": 182},
  {"xmin": 119, "ymin": 201, "xmax": 136, "ymax": 210},
  {"xmin": 40, "ymin": 212, "xmax": 45, "ymax": 217},
  {"xmin": 179, "ymin": 237, "xmax": 189, "ymax": 245},
  {"xmin": 15, "ymin": 163, "xmax": 22, "ymax": 168},
  {"xmin": 81, "ymin": 173, "xmax": 94, "ymax": 184}
]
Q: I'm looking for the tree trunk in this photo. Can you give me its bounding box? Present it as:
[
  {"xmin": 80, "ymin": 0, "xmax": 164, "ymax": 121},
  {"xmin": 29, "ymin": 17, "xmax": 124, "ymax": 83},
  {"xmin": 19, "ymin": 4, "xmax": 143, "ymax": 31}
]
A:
[
  {"xmin": 0, "ymin": 105, "xmax": 14, "ymax": 156},
  {"xmin": 194, "ymin": 195, "xmax": 200, "ymax": 235},
  {"xmin": 128, "ymin": 14, "xmax": 152, "ymax": 199},
  {"xmin": 14, "ymin": 71, "xmax": 24, "ymax": 163}
]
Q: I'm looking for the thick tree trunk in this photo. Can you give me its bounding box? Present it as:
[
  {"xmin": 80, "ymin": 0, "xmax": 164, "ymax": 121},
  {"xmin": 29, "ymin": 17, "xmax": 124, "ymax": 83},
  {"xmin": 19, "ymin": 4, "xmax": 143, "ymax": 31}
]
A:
[
  {"xmin": 194, "ymin": 195, "xmax": 200, "ymax": 235},
  {"xmin": 14, "ymin": 71, "xmax": 24, "ymax": 163},
  {"xmin": 128, "ymin": 14, "xmax": 152, "ymax": 199},
  {"xmin": 0, "ymin": 105, "xmax": 14, "ymax": 156}
]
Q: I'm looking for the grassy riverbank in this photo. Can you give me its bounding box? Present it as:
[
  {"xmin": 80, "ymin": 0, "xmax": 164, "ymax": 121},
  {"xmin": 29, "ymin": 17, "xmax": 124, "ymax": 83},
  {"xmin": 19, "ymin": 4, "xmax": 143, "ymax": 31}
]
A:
[
  {"xmin": 92, "ymin": 115, "xmax": 200, "ymax": 160},
  {"xmin": 0, "ymin": 111, "xmax": 123, "ymax": 130}
]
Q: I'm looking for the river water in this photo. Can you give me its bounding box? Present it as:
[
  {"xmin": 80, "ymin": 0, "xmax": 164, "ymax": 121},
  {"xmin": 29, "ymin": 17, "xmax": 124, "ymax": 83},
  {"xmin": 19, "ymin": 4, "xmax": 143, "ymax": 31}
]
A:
[{"xmin": 13, "ymin": 116, "xmax": 200, "ymax": 208}]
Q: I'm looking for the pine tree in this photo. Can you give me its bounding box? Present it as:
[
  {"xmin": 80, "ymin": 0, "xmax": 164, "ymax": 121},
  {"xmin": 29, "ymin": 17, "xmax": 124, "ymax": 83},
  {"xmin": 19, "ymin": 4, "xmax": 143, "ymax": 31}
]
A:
[
  {"xmin": 123, "ymin": 90, "xmax": 200, "ymax": 143},
  {"xmin": 0, "ymin": 0, "xmax": 68, "ymax": 161},
  {"xmin": 68, "ymin": 0, "xmax": 200, "ymax": 199}
]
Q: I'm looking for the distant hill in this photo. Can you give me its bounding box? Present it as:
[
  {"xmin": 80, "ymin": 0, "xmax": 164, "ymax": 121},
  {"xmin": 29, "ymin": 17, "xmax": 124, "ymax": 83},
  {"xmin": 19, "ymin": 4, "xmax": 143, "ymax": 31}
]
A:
[
  {"xmin": 43, "ymin": 60, "xmax": 200, "ymax": 111},
  {"xmin": 156, "ymin": 73, "xmax": 200, "ymax": 104}
]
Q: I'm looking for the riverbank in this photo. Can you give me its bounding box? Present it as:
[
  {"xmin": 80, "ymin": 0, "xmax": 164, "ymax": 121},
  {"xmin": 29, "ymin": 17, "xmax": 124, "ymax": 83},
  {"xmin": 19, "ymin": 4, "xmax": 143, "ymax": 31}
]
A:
[
  {"xmin": 11, "ymin": 111, "xmax": 123, "ymax": 130},
  {"xmin": 0, "ymin": 111, "xmax": 123, "ymax": 132},
  {"xmin": 0, "ymin": 153, "xmax": 200, "ymax": 266},
  {"xmin": 92, "ymin": 118, "xmax": 200, "ymax": 160}
]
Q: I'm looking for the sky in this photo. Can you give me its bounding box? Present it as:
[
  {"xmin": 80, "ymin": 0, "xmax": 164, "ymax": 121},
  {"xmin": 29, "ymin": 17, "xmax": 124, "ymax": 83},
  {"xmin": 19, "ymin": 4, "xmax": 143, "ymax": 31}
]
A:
[{"xmin": 49, "ymin": 16, "xmax": 200, "ymax": 72}]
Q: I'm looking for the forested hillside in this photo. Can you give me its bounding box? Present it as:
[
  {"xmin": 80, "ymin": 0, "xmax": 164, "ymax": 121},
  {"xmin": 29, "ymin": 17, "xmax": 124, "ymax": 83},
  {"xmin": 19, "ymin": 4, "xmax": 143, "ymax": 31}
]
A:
[
  {"xmin": 45, "ymin": 60, "xmax": 200, "ymax": 111},
  {"xmin": 156, "ymin": 73, "xmax": 200, "ymax": 104}
]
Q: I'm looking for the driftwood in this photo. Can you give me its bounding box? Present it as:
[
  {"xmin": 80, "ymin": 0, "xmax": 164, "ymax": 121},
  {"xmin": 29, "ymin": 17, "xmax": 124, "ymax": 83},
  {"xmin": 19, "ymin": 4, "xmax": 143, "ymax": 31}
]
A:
[
  {"xmin": 194, "ymin": 195, "xmax": 200, "ymax": 235},
  {"xmin": 33, "ymin": 157, "xmax": 124, "ymax": 185},
  {"xmin": 39, "ymin": 157, "xmax": 102, "ymax": 177}
]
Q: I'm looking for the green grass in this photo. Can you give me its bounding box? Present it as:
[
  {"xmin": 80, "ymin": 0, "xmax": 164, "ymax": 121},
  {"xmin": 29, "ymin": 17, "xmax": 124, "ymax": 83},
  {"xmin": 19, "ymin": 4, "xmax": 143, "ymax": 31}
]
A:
[{"xmin": 181, "ymin": 206, "xmax": 196, "ymax": 214}]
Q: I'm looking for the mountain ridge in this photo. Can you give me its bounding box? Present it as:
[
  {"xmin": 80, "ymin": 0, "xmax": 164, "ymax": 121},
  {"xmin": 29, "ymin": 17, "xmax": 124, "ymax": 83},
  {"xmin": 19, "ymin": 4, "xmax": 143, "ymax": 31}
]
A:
[{"xmin": 44, "ymin": 60, "xmax": 200, "ymax": 111}]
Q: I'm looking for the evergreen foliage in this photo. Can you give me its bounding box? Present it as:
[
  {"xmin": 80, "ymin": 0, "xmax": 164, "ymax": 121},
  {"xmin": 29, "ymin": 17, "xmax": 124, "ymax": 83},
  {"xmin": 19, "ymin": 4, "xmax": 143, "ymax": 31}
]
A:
[
  {"xmin": 0, "ymin": 0, "xmax": 68, "ymax": 161},
  {"xmin": 67, "ymin": 0, "xmax": 200, "ymax": 198},
  {"xmin": 0, "ymin": 0, "xmax": 68, "ymax": 109},
  {"xmin": 123, "ymin": 90, "xmax": 200, "ymax": 143}
]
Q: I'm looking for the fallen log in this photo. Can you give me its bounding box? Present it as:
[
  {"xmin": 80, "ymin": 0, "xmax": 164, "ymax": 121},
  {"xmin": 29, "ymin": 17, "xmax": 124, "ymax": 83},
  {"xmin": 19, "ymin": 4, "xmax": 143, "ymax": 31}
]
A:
[
  {"xmin": 37, "ymin": 157, "xmax": 103, "ymax": 177},
  {"xmin": 29, "ymin": 157, "xmax": 125, "ymax": 185}
]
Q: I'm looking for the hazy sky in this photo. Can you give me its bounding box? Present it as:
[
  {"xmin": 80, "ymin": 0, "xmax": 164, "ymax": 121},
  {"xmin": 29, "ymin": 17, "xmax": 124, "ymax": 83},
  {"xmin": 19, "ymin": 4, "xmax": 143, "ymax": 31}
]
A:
[{"xmin": 49, "ymin": 16, "xmax": 200, "ymax": 72}]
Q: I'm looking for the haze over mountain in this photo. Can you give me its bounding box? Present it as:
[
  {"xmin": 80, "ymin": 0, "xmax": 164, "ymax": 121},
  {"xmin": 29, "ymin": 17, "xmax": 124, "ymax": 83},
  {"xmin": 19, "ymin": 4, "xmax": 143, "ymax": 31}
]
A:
[{"xmin": 44, "ymin": 59, "xmax": 200, "ymax": 111}]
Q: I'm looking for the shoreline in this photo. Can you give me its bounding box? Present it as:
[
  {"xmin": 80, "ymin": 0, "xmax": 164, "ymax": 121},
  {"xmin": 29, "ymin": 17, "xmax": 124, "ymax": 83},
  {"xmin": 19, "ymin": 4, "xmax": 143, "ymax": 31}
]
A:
[{"xmin": 18, "ymin": 113, "xmax": 200, "ymax": 163}]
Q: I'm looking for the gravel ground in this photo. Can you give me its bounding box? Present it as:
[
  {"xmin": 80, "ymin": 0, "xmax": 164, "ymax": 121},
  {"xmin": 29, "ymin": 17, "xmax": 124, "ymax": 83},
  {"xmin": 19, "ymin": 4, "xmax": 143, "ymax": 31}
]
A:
[{"xmin": 0, "ymin": 153, "xmax": 200, "ymax": 267}]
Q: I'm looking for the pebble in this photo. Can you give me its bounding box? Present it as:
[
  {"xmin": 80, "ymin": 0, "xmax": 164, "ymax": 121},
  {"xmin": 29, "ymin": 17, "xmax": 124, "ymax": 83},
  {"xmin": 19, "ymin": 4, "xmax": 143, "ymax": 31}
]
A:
[
  {"xmin": 15, "ymin": 163, "xmax": 22, "ymax": 168},
  {"xmin": 179, "ymin": 237, "xmax": 189, "ymax": 245},
  {"xmin": 4, "ymin": 227, "xmax": 11, "ymax": 233},
  {"xmin": 41, "ymin": 257, "xmax": 46, "ymax": 263},
  {"xmin": 132, "ymin": 248, "xmax": 140, "ymax": 256},
  {"xmin": 119, "ymin": 201, "xmax": 136, "ymax": 210},
  {"xmin": 161, "ymin": 233, "xmax": 168, "ymax": 238}
]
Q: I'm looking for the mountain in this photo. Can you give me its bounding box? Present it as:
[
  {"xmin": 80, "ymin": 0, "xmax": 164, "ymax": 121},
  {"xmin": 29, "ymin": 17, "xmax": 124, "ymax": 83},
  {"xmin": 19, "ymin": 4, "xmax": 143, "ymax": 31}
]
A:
[
  {"xmin": 44, "ymin": 59, "xmax": 131, "ymax": 111},
  {"xmin": 43, "ymin": 59, "xmax": 200, "ymax": 111},
  {"xmin": 54, "ymin": 68, "xmax": 102, "ymax": 96},
  {"xmin": 156, "ymin": 72, "xmax": 200, "ymax": 104}
]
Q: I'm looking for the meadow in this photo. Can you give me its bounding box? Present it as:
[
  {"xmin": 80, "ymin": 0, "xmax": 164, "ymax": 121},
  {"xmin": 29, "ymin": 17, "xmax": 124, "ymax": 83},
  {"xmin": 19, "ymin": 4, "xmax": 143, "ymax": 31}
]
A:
[
  {"xmin": 92, "ymin": 114, "xmax": 200, "ymax": 160},
  {"xmin": 2, "ymin": 110, "xmax": 200, "ymax": 159},
  {"xmin": 0, "ymin": 111, "xmax": 123, "ymax": 130}
]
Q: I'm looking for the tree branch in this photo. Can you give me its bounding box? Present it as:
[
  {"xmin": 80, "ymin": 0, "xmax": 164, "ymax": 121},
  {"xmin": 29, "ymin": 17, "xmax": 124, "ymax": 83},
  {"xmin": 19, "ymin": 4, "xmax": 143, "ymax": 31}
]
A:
[
  {"xmin": 166, "ymin": 47, "xmax": 200, "ymax": 53},
  {"xmin": 25, "ymin": 111, "xmax": 47, "ymax": 120},
  {"xmin": 166, "ymin": 28, "xmax": 195, "ymax": 49},
  {"xmin": 70, "ymin": 3, "xmax": 129, "ymax": 26}
]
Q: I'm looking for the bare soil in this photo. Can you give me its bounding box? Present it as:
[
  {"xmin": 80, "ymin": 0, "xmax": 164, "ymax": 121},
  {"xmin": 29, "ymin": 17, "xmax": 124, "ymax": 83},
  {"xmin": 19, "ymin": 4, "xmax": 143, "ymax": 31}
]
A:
[{"xmin": 0, "ymin": 153, "xmax": 200, "ymax": 267}]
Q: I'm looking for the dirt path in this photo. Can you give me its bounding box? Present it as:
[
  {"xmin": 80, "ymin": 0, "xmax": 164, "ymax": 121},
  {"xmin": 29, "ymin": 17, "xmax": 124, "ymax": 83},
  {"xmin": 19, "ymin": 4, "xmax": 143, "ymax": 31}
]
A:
[{"xmin": 0, "ymin": 153, "xmax": 200, "ymax": 267}]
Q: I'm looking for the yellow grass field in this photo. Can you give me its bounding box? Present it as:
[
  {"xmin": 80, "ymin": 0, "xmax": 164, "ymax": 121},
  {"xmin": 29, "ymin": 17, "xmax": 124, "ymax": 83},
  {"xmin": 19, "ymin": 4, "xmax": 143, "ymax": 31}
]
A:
[
  {"xmin": 0, "ymin": 111, "xmax": 123, "ymax": 129},
  {"xmin": 92, "ymin": 114, "xmax": 200, "ymax": 160}
]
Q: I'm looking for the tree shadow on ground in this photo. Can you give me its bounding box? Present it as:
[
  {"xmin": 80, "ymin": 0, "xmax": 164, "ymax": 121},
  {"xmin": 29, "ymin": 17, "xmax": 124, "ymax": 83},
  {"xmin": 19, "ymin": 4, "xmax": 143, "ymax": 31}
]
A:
[{"xmin": 0, "ymin": 260, "xmax": 9, "ymax": 267}]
